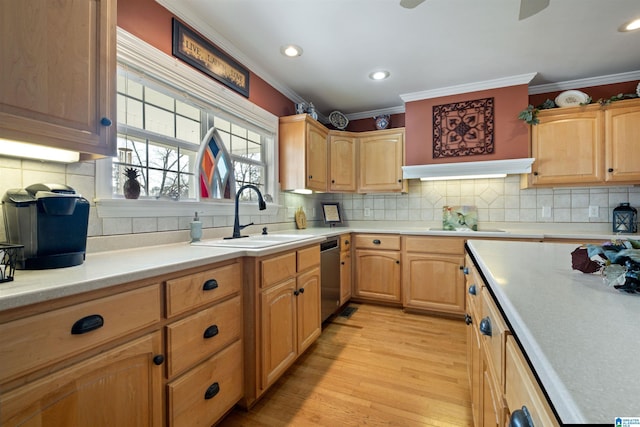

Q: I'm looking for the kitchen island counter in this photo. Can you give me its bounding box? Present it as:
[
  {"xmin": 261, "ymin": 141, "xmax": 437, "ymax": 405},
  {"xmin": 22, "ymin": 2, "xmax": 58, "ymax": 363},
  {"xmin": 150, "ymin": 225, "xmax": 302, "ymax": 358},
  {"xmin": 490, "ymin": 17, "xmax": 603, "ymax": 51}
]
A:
[{"xmin": 466, "ymin": 239, "xmax": 640, "ymax": 424}]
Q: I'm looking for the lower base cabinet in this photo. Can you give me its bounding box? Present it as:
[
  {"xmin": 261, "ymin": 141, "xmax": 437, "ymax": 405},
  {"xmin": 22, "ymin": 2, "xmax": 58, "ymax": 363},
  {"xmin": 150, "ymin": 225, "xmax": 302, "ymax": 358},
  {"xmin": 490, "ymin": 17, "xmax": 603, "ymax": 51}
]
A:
[
  {"xmin": 353, "ymin": 234, "xmax": 401, "ymax": 303},
  {"xmin": 1, "ymin": 331, "xmax": 163, "ymax": 427}
]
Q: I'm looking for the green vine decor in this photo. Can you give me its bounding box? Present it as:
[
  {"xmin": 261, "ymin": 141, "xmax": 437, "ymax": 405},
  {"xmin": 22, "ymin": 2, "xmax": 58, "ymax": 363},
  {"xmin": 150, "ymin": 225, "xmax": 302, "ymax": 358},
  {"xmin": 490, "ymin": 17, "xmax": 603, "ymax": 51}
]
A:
[{"xmin": 518, "ymin": 91, "xmax": 638, "ymax": 125}]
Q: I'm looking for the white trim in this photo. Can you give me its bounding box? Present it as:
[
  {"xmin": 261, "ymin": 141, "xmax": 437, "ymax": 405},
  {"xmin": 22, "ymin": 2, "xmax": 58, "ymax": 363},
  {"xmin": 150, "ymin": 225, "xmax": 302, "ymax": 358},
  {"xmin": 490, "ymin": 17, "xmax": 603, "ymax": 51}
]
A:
[
  {"xmin": 528, "ymin": 70, "xmax": 640, "ymax": 95},
  {"xmin": 94, "ymin": 198, "xmax": 280, "ymax": 218},
  {"xmin": 399, "ymin": 73, "xmax": 537, "ymax": 102},
  {"xmin": 402, "ymin": 158, "xmax": 535, "ymax": 180}
]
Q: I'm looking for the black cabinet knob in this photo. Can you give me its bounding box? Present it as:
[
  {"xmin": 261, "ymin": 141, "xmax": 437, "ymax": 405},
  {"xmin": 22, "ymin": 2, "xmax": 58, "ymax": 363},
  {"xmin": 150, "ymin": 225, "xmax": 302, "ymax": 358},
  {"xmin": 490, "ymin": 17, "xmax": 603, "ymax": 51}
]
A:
[
  {"xmin": 464, "ymin": 314, "xmax": 472, "ymax": 325},
  {"xmin": 100, "ymin": 117, "xmax": 112, "ymax": 127},
  {"xmin": 396, "ymin": 260, "xmax": 400, "ymax": 264},
  {"xmin": 294, "ymin": 290, "xmax": 300, "ymax": 296},
  {"xmin": 468, "ymin": 284, "xmax": 477, "ymax": 295},
  {"xmin": 308, "ymin": 175, "xmax": 313, "ymax": 179},
  {"xmin": 509, "ymin": 406, "xmax": 534, "ymax": 427},
  {"xmin": 479, "ymin": 317, "xmax": 492, "ymax": 336},
  {"xmin": 153, "ymin": 354, "xmax": 165, "ymax": 365},
  {"xmin": 533, "ymin": 171, "xmax": 539, "ymax": 176},
  {"xmin": 373, "ymin": 239, "xmax": 381, "ymax": 244},
  {"xmin": 608, "ymin": 168, "xmax": 614, "ymax": 173},
  {"xmin": 462, "ymin": 266, "xmax": 469, "ymax": 274},
  {"xmin": 299, "ymin": 287, "xmax": 305, "ymax": 294},
  {"xmin": 341, "ymin": 261, "xmax": 345, "ymax": 265}
]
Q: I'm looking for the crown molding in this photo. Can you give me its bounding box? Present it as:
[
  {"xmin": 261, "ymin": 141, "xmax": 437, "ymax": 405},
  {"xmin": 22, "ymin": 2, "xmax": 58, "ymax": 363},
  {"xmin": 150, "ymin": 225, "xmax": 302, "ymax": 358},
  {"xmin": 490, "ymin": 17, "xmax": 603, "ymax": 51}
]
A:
[
  {"xmin": 528, "ymin": 70, "xmax": 640, "ymax": 95},
  {"xmin": 399, "ymin": 73, "xmax": 537, "ymax": 102},
  {"xmin": 345, "ymin": 105, "xmax": 406, "ymax": 121}
]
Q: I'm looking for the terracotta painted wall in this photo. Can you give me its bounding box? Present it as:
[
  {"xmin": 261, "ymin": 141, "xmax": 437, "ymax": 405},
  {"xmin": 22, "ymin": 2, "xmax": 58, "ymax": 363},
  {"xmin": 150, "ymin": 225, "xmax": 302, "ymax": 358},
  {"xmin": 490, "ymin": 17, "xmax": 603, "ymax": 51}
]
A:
[
  {"xmin": 345, "ymin": 114, "xmax": 405, "ymax": 132},
  {"xmin": 117, "ymin": 0, "xmax": 295, "ymax": 117},
  {"xmin": 529, "ymin": 81, "xmax": 638, "ymax": 107},
  {"xmin": 404, "ymin": 85, "xmax": 530, "ymax": 166}
]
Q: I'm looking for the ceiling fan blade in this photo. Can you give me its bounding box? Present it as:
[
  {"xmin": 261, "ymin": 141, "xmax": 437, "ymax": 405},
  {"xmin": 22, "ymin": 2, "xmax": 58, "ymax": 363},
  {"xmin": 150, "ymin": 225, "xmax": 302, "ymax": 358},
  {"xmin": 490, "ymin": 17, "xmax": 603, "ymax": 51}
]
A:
[
  {"xmin": 399, "ymin": 0, "xmax": 426, "ymax": 9},
  {"xmin": 519, "ymin": 0, "xmax": 550, "ymax": 20}
]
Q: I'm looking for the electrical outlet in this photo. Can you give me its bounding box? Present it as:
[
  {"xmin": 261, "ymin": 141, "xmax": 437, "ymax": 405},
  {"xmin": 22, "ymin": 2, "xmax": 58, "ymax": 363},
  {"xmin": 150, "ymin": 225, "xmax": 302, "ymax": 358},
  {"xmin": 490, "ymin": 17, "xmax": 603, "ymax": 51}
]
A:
[
  {"xmin": 589, "ymin": 205, "xmax": 599, "ymax": 218},
  {"xmin": 364, "ymin": 207, "xmax": 372, "ymax": 217},
  {"xmin": 541, "ymin": 206, "xmax": 551, "ymax": 218}
]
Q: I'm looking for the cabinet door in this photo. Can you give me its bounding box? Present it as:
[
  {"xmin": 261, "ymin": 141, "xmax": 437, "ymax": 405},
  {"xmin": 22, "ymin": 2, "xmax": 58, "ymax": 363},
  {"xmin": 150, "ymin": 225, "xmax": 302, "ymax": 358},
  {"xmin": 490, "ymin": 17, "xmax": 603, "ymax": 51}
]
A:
[
  {"xmin": 261, "ymin": 278, "xmax": 297, "ymax": 389},
  {"xmin": 329, "ymin": 134, "xmax": 357, "ymax": 191},
  {"xmin": 605, "ymin": 100, "xmax": 640, "ymax": 183},
  {"xmin": 358, "ymin": 130, "xmax": 404, "ymax": 193},
  {"xmin": 1, "ymin": 332, "xmax": 163, "ymax": 427},
  {"xmin": 0, "ymin": 0, "xmax": 116, "ymax": 158},
  {"xmin": 340, "ymin": 251, "xmax": 352, "ymax": 306},
  {"xmin": 481, "ymin": 356, "xmax": 504, "ymax": 427},
  {"xmin": 296, "ymin": 267, "xmax": 321, "ymax": 354},
  {"xmin": 354, "ymin": 249, "xmax": 401, "ymax": 302},
  {"xmin": 403, "ymin": 253, "xmax": 465, "ymax": 314},
  {"xmin": 306, "ymin": 121, "xmax": 328, "ymax": 191},
  {"xmin": 529, "ymin": 109, "xmax": 603, "ymax": 186}
]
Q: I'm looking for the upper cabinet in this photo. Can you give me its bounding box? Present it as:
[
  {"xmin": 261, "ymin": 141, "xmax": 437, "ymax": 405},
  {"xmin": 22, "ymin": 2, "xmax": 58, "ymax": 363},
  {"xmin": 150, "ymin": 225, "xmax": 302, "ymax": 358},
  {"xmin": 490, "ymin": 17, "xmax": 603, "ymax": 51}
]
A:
[
  {"xmin": 279, "ymin": 115, "xmax": 406, "ymax": 193},
  {"xmin": 279, "ymin": 114, "xmax": 329, "ymax": 192},
  {"xmin": 358, "ymin": 128, "xmax": 405, "ymax": 193},
  {"xmin": 0, "ymin": 0, "xmax": 117, "ymax": 159},
  {"xmin": 523, "ymin": 98, "xmax": 640, "ymax": 188},
  {"xmin": 328, "ymin": 131, "xmax": 357, "ymax": 192}
]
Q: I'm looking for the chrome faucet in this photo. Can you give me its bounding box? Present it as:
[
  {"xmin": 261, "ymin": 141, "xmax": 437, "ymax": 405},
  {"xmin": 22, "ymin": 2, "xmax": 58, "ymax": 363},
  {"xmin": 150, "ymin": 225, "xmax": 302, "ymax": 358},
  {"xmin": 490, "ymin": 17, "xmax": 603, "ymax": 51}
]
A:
[{"xmin": 227, "ymin": 184, "xmax": 267, "ymax": 239}]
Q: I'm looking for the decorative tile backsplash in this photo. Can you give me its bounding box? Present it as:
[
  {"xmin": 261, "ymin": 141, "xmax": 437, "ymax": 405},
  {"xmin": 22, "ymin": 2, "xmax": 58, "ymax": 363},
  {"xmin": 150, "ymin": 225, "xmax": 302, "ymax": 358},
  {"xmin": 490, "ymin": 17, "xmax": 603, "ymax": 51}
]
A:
[{"xmin": 1, "ymin": 156, "xmax": 639, "ymax": 244}]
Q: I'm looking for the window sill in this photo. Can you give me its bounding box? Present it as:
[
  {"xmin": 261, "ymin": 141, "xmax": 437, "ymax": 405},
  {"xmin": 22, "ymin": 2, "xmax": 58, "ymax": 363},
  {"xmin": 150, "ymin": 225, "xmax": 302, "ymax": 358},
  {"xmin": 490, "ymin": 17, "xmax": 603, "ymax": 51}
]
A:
[{"xmin": 94, "ymin": 198, "xmax": 280, "ymax": 218}]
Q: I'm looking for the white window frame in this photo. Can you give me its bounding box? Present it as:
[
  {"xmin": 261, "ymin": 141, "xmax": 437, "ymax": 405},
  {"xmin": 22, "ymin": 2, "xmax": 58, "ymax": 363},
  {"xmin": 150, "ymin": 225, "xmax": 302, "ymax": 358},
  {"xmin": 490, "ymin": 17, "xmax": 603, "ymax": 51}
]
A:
[{"xmin": 95, "ymin": 28, "xmax": 279, "ymax": 218}]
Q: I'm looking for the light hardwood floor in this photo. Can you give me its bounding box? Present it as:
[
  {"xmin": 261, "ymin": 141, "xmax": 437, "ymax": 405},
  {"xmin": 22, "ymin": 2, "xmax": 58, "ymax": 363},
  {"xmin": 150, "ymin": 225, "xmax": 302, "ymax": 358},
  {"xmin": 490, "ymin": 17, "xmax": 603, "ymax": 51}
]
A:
[{"xmin": 219, "ymin": 303, "xmax": 472, "ymax": 426}]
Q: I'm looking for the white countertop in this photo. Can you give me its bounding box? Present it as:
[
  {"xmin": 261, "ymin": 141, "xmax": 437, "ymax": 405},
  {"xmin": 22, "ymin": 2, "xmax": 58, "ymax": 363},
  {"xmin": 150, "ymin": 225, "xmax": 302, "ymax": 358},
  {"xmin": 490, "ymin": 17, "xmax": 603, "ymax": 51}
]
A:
[
  {"xmin": 1, "ymin": 222, "xmax": 635, "ymax": 312},
  {"xmin": 466, "ymin": 239, "xmax": 640, "ymax": 424}
]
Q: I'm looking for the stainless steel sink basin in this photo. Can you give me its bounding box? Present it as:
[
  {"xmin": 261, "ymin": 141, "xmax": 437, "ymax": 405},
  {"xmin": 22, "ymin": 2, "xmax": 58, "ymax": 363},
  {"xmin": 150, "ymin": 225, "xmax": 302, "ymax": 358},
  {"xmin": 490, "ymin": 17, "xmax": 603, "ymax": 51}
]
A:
[{"xmin": 192, "ymin": 234, "xmax": 317, "ymax": 249}]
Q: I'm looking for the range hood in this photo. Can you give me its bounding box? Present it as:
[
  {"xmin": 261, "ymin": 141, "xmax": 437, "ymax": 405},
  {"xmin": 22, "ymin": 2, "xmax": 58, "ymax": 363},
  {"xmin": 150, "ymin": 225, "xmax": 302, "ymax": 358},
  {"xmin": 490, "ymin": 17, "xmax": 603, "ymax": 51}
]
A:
[{"xmin": 402, "ymin": 158, "xmax": 535, "ymax": 181}]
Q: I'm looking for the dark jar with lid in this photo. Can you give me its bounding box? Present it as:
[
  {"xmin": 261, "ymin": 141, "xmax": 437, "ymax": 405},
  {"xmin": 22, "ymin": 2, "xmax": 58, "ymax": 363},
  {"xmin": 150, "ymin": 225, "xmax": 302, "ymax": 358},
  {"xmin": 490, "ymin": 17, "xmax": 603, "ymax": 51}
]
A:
[{"xmin": 612, "ymin": 202, "xmax": 637, "ymax": 233}]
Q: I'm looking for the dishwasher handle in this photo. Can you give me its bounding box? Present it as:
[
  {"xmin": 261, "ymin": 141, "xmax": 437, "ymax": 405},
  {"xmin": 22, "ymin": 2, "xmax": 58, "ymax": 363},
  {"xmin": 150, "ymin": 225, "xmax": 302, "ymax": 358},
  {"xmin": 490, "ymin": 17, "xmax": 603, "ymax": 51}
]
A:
[{"xmin": 320, "ymin": 239, "xmax": 339, "ymax": 252}]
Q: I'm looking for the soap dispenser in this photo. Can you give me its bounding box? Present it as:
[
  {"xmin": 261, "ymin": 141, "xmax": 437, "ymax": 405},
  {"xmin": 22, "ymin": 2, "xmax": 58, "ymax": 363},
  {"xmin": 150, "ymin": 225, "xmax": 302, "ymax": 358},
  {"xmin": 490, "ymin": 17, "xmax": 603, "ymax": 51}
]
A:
[{"xmin": 190, "ymin": 212, "xmax": 202, "ymax": 242}]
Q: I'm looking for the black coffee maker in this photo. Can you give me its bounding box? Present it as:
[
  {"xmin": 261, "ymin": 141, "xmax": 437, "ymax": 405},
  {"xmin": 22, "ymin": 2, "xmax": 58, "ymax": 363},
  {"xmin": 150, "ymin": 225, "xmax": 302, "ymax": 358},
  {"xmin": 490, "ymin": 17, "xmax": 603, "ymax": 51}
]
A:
[{"xmin": 2, "ymin": 184, "xmax": 90, "ymax": 269}]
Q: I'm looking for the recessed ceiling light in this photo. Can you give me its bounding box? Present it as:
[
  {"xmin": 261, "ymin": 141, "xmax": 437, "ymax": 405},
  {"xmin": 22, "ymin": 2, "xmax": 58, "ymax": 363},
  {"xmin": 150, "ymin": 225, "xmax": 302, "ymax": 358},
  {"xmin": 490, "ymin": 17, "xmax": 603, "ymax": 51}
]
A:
[
  {"xmin": 280, "ymin": 45, "xmax": 303, "ymax": 57},
  {"xmin": 619, "ymin": 18, "xmax": 640, "ymax": 32},
  {"xmin": 369, "ymin": 70, "xmax": 390, "ymax": 81}
]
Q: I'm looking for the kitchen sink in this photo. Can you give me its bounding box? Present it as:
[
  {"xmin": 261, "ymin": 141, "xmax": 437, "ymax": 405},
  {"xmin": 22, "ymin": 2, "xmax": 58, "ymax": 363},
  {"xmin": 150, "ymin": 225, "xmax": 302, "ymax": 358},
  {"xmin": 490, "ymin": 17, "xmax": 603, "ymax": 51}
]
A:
[{"xmin": 192, "ymin": 233, "xmax": 318, "ymax": 249}]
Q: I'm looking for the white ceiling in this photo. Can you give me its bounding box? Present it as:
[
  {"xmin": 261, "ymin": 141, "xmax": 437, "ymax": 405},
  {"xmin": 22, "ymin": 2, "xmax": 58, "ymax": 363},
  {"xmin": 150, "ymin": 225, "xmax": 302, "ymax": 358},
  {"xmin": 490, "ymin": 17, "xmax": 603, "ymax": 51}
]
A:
[{"xmin": 157, "ymin": 0, "xmax": 640, "ymax": 120}]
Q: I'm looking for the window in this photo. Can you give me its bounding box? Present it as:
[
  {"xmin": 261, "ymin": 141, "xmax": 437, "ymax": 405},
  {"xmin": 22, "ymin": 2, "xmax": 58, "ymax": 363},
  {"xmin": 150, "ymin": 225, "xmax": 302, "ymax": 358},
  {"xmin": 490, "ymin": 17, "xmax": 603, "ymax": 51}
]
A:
[
  {"xmin": 115, "ymin": 67, "xmax": 269, "ymax": 202},
  {"xmin": 96, "ymin": 28, "xmax": 279, "ymax": 218}
]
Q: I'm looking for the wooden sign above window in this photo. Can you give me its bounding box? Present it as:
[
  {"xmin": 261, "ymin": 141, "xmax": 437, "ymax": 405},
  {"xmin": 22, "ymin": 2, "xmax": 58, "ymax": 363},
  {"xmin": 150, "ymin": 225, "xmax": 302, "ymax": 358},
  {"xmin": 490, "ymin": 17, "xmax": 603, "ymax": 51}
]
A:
[
  {"xmin": 172, "ymin": 19, "xmax": 250, "ymax": 98},
  {"xmin": 433, "ymin": 97, "xmax": 494, "ymax": 158}
]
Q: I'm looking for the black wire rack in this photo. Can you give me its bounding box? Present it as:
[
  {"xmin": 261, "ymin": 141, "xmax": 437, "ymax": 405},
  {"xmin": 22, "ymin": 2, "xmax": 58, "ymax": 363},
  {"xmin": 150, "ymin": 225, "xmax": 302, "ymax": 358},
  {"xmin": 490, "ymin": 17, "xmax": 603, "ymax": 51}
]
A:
[{"xmin": 1, "ymin": 244, "xmax": 23, "ymax": 283}]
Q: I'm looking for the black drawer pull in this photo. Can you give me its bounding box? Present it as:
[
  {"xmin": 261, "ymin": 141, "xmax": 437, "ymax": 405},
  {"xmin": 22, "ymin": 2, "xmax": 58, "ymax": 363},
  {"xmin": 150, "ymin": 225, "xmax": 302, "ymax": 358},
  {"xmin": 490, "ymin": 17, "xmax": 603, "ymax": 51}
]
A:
[
  {"xmin": 479, "ymin": 317, "xmax": 492, "ymax": 337},
  {"xmin": 464, "ymin": 314, "xmax": 472, "ymax": 325},
  {"xmin": 468, "ymin": 284, "xmax": 477, "ymax": 295},
  {"xmin": 153, "ymin": 354, "xmax": 165, "ymax": 365},
  {"xmin": 509, "ymin": 406, "xmax": 533, "ymax": 427},
  {"xmin": 203, "ymin": 325, "xmax": 219, "ymax": 339},
  {"xmin": 372, "ymin": 239, "xmax": 381, "ymax": 244},
  {"xmin": 204, "ymin": 382, "xmax": 220, "ymax": 400},
  {"xmin": 71, "ymin": 314, "xmax": 104, "ymax": 335},
  {"xmin": 202, "ymin": 279, "xmax": 218, "ymax": 291}
]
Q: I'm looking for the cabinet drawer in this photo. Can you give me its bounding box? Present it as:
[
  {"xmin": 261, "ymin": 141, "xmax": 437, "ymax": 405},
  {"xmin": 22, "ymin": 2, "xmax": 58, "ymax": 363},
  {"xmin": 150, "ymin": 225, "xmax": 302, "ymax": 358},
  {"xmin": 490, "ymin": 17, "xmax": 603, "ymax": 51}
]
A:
[
  {"xmin": 354, "ymin": 234, "xmax": 401, "ymax": 250},
  {"xmin": 505, "ymin": 336, "xmax": 559, "ymax": 427},
  {"xmin": 297, "ymin": 245, "xmax": 320, "ymax": 272},
  {"xmin": 166, "ymin": 261, "xmax": 242, "ymax": 318},
  {"xmin": 480, "ymin": 287, "xmax": 508, "ymax": 387},
  {"xmin": 168, "ymin": 340, "xmax": 243, "ymax": 427},
  {"xmin": 261, "ymin": 252, "xmax": 296, "ymax": 288},
  {"xmin": 166, "ymin": 296, "xmax": 242, "ymax": 378},
  {"xmin": 0, "ymin": 284, "xmax": 161, "ymax": 383},
  {"xmin": 404, "ymin": 236, "xmax": 465, "ymax": 254}
]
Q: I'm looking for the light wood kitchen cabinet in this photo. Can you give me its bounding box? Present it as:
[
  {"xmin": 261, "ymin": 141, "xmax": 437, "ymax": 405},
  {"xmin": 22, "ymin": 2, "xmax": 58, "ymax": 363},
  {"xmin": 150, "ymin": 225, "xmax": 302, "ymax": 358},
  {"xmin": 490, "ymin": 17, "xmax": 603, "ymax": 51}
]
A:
[
  {"xmin": 164, "ymin": 259, "xmax": 244, "ymax": 427},
  {"xmin": 358, "ymin": 128, "xmax": 405, "ymax": 193},
  {"xmin": 329, "ymin": 132, "xmax": 357, "ymax": 192},
  {"xmin": 0, "ymin": 0, "xmax": 117, "ymax": 159},
  {"xmin": 339, "ymin": 233, "xmax": 352, "ymax": 305},
  {"xmin": 402, "ymin": 236, "xmax": 466, "ymax": 315},
  {"xmin": 0, "ymin": 285, "xmax": 163, "ymax": 427},
  {"xmin": 243, "ymin": 244, "xmax": 321, "ymax": 407},
  {"xmin": 353, "ymin": 234, "xmax": 401, "ymax": 304},
  {"xmin": 1, "ymin": 331, "xmax": 163, "ymax": 427},
  {"xmin": 465, "ymin": 254, "xmax": 559, "ymax": 427},
  {"xmin": 279, "ymin": 114, "xmax": 329, "ymax": 191},
  {"xmin": 523, "ymin": 98, "xmax": 640, "ymax": 188},
  {"xmin": 604, "ymin": 98, "xmax": 640, "ymax": 183}
]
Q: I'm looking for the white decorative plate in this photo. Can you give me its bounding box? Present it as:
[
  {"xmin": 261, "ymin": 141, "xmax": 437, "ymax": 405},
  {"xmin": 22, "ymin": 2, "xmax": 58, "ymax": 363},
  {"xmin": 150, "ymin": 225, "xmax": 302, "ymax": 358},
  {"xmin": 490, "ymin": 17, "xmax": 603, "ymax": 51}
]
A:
[
  {"xmin": 329, "ymin": 111, "xmax": 349, "ymax": 130},
  {"xmin": 555, "ymin": 90, "xmax": 590, "ymax": 108}
]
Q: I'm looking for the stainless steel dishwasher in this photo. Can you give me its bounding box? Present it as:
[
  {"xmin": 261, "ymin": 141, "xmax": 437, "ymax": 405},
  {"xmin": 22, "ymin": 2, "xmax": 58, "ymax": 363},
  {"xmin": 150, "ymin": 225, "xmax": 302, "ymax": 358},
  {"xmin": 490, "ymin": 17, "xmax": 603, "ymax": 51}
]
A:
[{"xmin": 320, "ymin": 236, "xmax": 340, "ymax": 322}]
